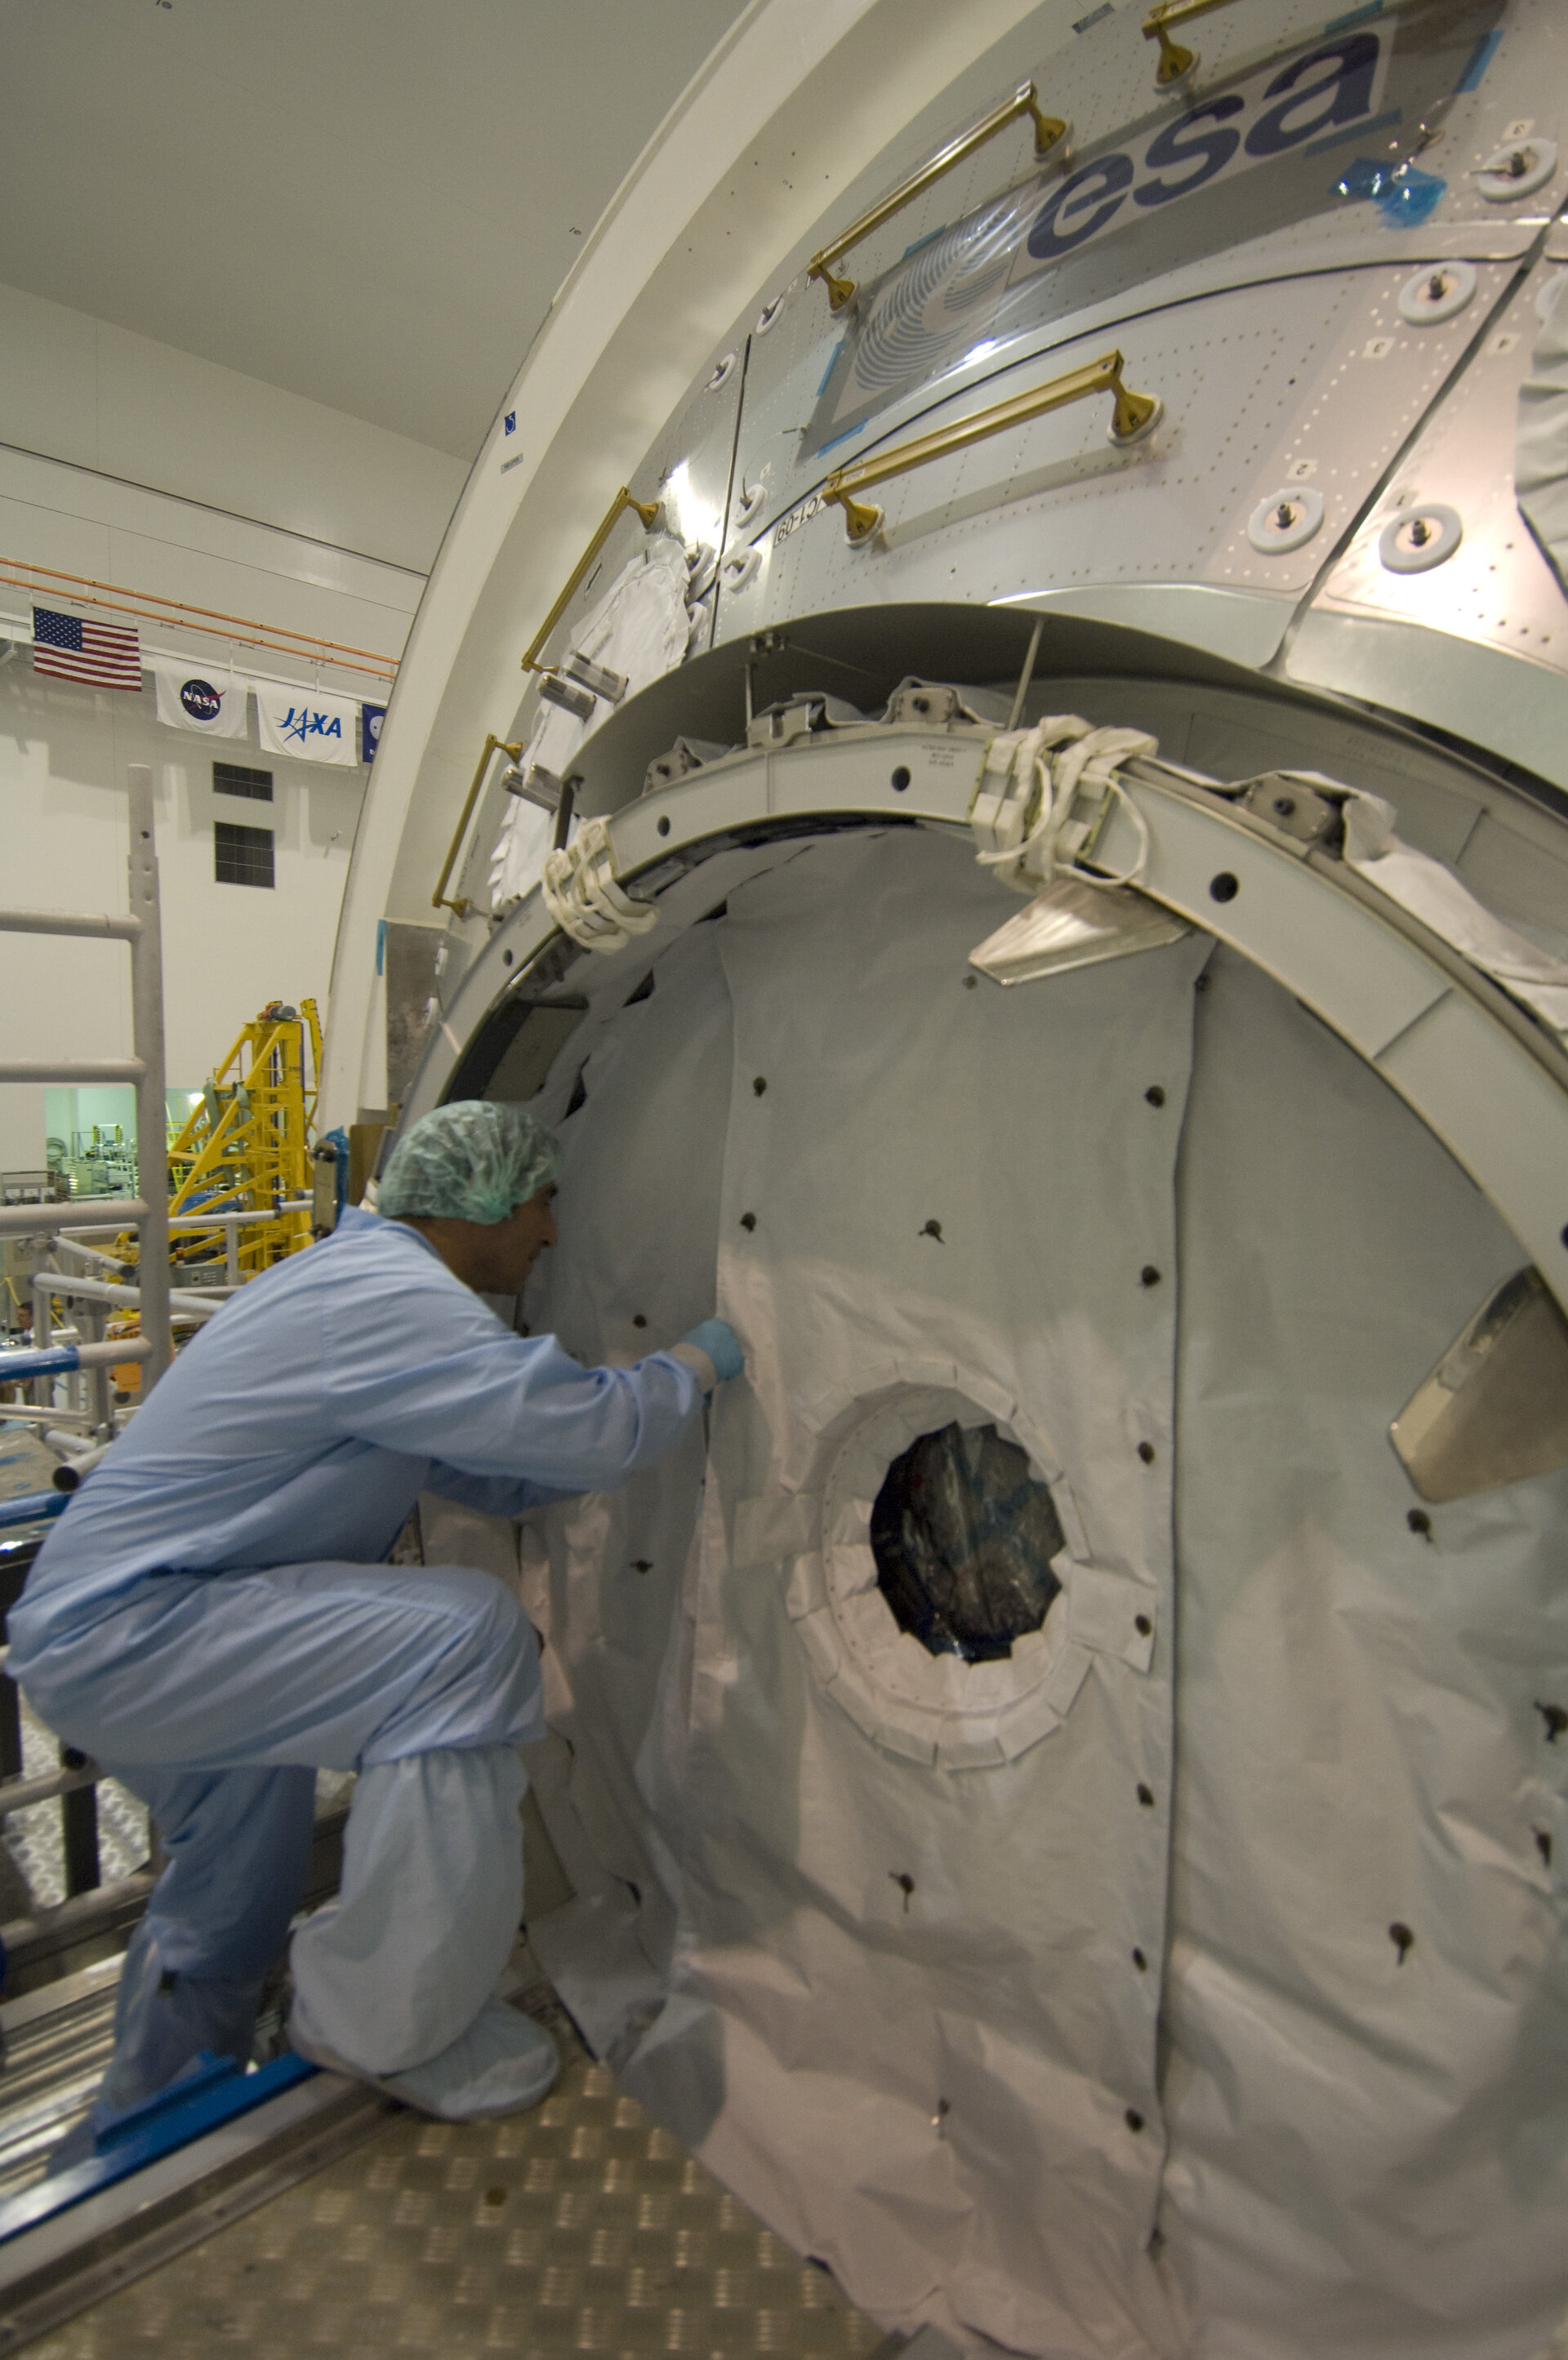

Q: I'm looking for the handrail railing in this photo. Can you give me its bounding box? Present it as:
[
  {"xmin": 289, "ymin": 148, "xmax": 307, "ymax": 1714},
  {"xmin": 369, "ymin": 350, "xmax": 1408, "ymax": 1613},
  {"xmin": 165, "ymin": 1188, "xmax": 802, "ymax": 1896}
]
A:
[
  {"xmin": 0, "ymin": 909, "xmax": 140, "ymax": 943},
  {"xmin": 820, "ymin": 350, "xmax": 1162, "ymax": 543},
  {"xmin": 434, "ymin": 488, "xmax": 669, "ymax": 922},
  {"xmin": 1142, "ymin": 0, "xmax": 1242, "ymax": 87},
  {"xmin": 433, "ymin": 736, "xmax": 524, "ymax": 920},
  {"xmin": 520, "ymin": 488, "xmax": 663, "ymax": 675},
  {"xmin": 807, "ymin": 80, "xmax": 1070, "ymax": 314},
  {"xmin": 1, "ymin": 556, "xmax": 400, "ymax": 684}
]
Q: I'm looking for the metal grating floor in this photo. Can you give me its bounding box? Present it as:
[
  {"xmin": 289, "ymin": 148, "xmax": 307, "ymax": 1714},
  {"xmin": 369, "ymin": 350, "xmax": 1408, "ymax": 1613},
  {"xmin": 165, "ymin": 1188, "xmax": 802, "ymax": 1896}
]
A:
[{"xmin": 16, "ymin": 2005, "xmax": 889, "ymax": 2358}]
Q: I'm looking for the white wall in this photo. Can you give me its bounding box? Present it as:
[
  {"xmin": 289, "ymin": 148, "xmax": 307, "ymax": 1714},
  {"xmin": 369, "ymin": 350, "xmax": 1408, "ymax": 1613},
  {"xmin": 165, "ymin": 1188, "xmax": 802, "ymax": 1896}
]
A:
[
  {"xmin": 0, "ymin": 284, "xmax": 461, "ymax": 1169},
  {"xmin": 0, "ymin": 666, "xmax": 364, "ymax": 1168},
  {"xmin": 0, "ymin": 280, "xmax": 466, "ymax": 575}
]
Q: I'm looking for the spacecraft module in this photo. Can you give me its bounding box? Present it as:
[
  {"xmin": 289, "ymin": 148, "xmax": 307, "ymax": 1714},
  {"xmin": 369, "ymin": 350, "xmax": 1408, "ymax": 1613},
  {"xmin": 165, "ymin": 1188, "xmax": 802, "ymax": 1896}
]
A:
[{"xmin": 323, "ymin": 1, "xmax": 1568, "ymax": 2349}]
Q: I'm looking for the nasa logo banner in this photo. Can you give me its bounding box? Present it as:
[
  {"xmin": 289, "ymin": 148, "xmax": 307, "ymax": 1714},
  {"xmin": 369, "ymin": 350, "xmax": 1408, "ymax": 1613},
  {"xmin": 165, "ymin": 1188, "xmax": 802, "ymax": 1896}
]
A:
[
  {"xmin": 150, "ymin": 660, "xmax": 249, "ymax": 738},
  {"xmin": 361, "ymin": 703, "xmax": 385, "ymax": 763},
  {"xmin": 253, "ymin": 684, "xmax": 362, "ymax": 768}
]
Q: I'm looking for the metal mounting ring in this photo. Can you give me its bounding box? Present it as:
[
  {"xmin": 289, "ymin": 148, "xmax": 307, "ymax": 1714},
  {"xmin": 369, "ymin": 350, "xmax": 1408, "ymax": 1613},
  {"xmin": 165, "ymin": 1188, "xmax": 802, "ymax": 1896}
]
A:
[
  {"xmin": 1107, "ymin": 394, "xmax": 1163, "ymax": 448},
  {"xmin": 734, "ymin": 482, "xmax": 768, "ymax": 528},
  {"xmin": 1379, "ymin": 502, "xmax": 1463, "ymax": 573},
  {"xmin": 1398, "ymin": 260, "xmax": 1477, "ymax": 324},
  {"xmin": 1476, "ymin": 137, "xmax": 1557, "ymax": 201},
  {"xmin": 755, "ymin": 296, "xmax": 786, "ymax": 336},
  {"xmin": 1247, "ymin": 486, "xmax": 1325, "ymax": 554},
  {"xmin": 720, "ymin": 547, "xmax": 762, "ymax": 594},
  {"xmin": 706, "ymin": 351, "xmax": 739, "ymax": 392}
]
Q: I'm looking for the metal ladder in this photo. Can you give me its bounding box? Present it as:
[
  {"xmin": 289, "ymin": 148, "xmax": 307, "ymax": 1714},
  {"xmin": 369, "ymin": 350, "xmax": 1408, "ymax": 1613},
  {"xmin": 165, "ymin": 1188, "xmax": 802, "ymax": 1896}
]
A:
[{"xmin": 0, "ymin": 760, "xmax": 172, "ymax": 1938}]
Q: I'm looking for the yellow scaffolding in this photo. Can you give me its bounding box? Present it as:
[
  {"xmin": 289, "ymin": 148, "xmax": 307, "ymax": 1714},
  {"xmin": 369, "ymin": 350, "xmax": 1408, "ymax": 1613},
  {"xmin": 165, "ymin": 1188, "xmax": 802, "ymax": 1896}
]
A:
[{"xmin": 123, "ymin": 1000, "xmax": 323, "ymax": 1283}]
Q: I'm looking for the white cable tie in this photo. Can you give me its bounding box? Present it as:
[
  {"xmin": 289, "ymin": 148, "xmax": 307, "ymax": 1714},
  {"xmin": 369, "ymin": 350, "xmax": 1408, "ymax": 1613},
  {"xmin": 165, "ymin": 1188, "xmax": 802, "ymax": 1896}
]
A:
[
  {"xmin": 973, "ymin": 722, "xmax": 1156, "ymax": 893},
  {"xmin": 542, "ymin": 816, "xmax": 658, "ymax": 953}
]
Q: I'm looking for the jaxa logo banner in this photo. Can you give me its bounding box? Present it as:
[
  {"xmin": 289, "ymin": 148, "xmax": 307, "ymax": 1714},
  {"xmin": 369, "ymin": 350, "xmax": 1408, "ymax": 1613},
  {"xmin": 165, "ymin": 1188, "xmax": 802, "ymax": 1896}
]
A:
[
  {"xmin": 150, "ymin": 660, "xmax": 249, "ymax": 738},
  {"xmin": 253, "ymin": 684, "xmax": 362, "ymax": 768}
]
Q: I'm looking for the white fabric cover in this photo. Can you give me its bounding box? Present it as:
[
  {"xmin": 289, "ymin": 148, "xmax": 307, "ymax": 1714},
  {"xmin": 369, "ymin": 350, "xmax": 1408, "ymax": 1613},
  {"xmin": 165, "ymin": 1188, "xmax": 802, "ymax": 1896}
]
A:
[
  {"xmin": 1517, "ymin": 271, "xmax": 1568, "ymax": 595},
  {"xmin": 518, "ymin": 830, "xmax": 1568, "ymax": 2357},
  {"xmin": 522, "ymin": 919, "xmax": 734, "ymax": 2014},
  {"xmin": 1340, "ymin": 787, "xmax": 1568, "ymax": 1038},
  {"xmin": 528, "ymin": 831, "xmax": 1207, "ymax": 2353},
  {"xmin": 491, "ymin": 533, "xmax": 692, "ymax": 914},
  {"xmin": 1162, "ymin": 946, "xmax": 1568, "ymax": 2360}
]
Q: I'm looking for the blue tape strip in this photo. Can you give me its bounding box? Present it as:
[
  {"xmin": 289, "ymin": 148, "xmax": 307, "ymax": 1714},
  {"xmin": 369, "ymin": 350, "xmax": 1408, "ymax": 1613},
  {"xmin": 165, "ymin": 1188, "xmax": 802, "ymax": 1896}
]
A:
[
  {"xmin": 1456, "ymin": 28, "xmax": 1502, "ymax": 93},
  {"xmin": 0, "ymin": 2051, "xmax": 319, "ymax": 2246}
]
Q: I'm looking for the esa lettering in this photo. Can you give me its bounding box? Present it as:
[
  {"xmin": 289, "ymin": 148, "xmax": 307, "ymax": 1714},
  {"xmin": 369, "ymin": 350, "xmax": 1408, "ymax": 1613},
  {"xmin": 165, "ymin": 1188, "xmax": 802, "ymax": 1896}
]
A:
[{"xmin": 1027, "ymin": 34, "xmax": 1380, "ymax": 261}]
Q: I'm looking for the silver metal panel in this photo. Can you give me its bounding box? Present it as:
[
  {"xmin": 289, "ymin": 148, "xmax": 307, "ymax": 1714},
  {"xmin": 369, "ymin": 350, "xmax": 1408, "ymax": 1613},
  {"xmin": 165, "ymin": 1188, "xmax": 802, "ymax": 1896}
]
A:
[
  {"xmin": 1287, "ymin": 608, "xmax": 1568, "ymax": 790},
  {"xmin": 622, "ymin": 359, "xmax": 746, "ymax": 658},
  {"xmin": 22, "ymin": 2048, "xmax": 885, "ymax": 2360},
  {"xmin": 725, "ymin": 0, "xmax": 1551, "ymax": 552},
  {"xmin": 715, "ymin": 270, "xmax": 1503, "ymax": 670},
  {"xmin": 447, "ymin": 356, "xmax": 746, "ymax": 920},
  {"xmin": 1290, "ymin": 251, "xmax": 1568, "ymax": 780}
]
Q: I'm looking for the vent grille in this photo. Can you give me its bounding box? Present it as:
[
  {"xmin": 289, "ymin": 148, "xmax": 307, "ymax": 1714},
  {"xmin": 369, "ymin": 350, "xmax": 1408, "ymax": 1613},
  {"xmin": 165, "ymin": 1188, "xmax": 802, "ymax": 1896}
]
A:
[
  {"xmin": 215, "ymin": 821, "xmax": 274, "ymax": 889},
  {"xmin": 213, "ymin": 760, "xmax": 274, "ymax": 802}
]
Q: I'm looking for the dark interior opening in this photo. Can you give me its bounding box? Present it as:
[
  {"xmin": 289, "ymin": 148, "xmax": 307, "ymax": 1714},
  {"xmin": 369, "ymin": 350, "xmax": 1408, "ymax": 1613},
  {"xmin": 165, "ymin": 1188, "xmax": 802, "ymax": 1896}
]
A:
[{"xmin": 870, "ymin": 1422, "xmax": 1064, "ymax": 1663}]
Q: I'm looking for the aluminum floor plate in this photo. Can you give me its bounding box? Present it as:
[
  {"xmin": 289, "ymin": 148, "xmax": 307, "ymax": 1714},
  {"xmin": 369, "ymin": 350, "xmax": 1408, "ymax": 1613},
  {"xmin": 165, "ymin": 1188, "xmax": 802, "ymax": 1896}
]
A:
[{"xmin": 19, "ymin": 2029, "xmax": 887, "ymax": 2358}]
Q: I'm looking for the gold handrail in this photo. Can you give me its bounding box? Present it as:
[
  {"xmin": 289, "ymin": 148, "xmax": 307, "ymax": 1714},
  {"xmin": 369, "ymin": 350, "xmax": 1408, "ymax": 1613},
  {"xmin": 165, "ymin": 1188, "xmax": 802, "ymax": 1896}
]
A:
[
  {"xmin": 433, "ymin": 734, "xmax": 523, "ymax": 919},
  {"xmin": 1142, "ymin": 0, "xmax": 1242, "ymax": 88},
  {"xmin": 820, "ymin": 350, "xmax": 1161, "ymax": 544},
  {"xmin": 520, "ymin": 488, "xmax": 663, "ymax": 675},
  {"xmin": 807, "ymin": 80, "xmax": 1069, "ymax": 314}
]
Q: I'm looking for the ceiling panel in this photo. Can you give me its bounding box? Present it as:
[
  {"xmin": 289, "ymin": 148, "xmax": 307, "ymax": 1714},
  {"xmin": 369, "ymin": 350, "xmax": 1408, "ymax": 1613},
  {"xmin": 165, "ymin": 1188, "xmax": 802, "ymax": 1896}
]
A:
[{"xmin": 0, "ymin": 0, "xmax": 751, "ymax": 456}]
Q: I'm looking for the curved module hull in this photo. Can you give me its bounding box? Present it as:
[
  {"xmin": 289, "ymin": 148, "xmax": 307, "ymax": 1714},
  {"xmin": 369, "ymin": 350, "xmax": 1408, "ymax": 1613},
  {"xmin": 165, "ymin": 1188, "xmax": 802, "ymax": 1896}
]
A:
[{"xmin": 329, "ymin": 5, "xmax": 1568, "ymax": 2352}]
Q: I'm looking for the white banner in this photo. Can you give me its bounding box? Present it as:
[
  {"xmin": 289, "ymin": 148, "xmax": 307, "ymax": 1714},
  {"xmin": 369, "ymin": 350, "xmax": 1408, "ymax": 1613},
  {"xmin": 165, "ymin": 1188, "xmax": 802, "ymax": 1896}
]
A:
[
  {"xmin": 151, "ymin": 660, "xmax": 249, "ymax": 738},
  {"xmin": 253, "ymin": 684, "xmax": 362, "ymax": 767}
]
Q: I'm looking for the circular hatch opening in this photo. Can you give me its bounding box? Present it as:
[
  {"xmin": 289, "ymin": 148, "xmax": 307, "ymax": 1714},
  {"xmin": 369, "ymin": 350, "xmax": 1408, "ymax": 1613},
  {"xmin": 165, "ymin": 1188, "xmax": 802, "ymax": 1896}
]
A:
[{"xmin": 870, "ymin": 1422, "xmax": 1064, "ymax": 1662}]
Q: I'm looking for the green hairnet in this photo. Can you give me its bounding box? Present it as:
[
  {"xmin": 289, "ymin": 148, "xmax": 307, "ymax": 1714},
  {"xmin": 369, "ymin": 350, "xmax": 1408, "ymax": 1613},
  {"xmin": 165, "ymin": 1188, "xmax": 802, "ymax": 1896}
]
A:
[{"xmin": 378, "ymin": 1101, "xmax": 560, "ymax": 1226}]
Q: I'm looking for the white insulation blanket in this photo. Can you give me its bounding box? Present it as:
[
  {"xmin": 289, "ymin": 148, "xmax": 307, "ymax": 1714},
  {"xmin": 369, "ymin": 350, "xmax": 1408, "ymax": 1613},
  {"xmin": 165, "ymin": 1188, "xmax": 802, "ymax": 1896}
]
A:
[
  {"xmin": 518, "ymin": 828, "xmax": 1568, "ymax": 2359},
  {"xmin": 490, "ymin": 532, "xmax": 693, "ymax": 915}
]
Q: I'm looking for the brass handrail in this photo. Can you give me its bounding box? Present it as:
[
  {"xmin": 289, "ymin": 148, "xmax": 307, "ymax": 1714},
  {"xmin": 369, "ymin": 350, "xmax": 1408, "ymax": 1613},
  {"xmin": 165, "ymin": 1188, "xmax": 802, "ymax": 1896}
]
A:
[
  {"xmin": 820, "ymin": 350, "xmax": 1160, "ymax": 545},
  {"xmin": 807, "ymin": 80, "xmax": 1069, "ymax": 314},
  {"xmin": 1142, "ymin": 0, "xmax": 1242, "ymax": 88},
  {"xmin": 433, "ymin": 734, "xmax": 523, "ymax": 919},
  {"xmin": 520, "ymin": 488, "xmax": 663, "ymax": 675}
]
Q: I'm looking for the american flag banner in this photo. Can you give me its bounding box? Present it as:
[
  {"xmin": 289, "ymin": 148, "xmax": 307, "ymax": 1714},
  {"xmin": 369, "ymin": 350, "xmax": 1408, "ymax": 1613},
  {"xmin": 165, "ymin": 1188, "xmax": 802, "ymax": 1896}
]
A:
[{"xmin": 32, "ymin": 605, "xmax": 142, "ymax": 691}]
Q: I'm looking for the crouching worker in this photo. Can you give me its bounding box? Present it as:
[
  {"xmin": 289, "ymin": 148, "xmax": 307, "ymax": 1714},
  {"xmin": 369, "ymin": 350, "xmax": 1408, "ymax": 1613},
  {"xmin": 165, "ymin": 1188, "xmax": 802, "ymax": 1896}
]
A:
[{"xmin": 8, "ymin": 1100, "xmax": 742, "ymax": 2132}]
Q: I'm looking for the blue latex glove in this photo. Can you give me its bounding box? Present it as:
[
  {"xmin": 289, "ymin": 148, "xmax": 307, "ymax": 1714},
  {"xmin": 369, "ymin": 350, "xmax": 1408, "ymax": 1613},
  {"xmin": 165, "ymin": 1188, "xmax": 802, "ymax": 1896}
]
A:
[{"xmin": 681, "ymin": 1320, "xmax": 744, "ymax": 1383}]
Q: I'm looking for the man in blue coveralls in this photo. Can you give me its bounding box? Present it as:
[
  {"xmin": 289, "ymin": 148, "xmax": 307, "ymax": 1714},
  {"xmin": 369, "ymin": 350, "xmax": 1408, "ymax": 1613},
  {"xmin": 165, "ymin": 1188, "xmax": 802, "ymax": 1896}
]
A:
[{"xmin": 8, "ymin": 1101, "xmax": 743, "ymax": 2129}]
